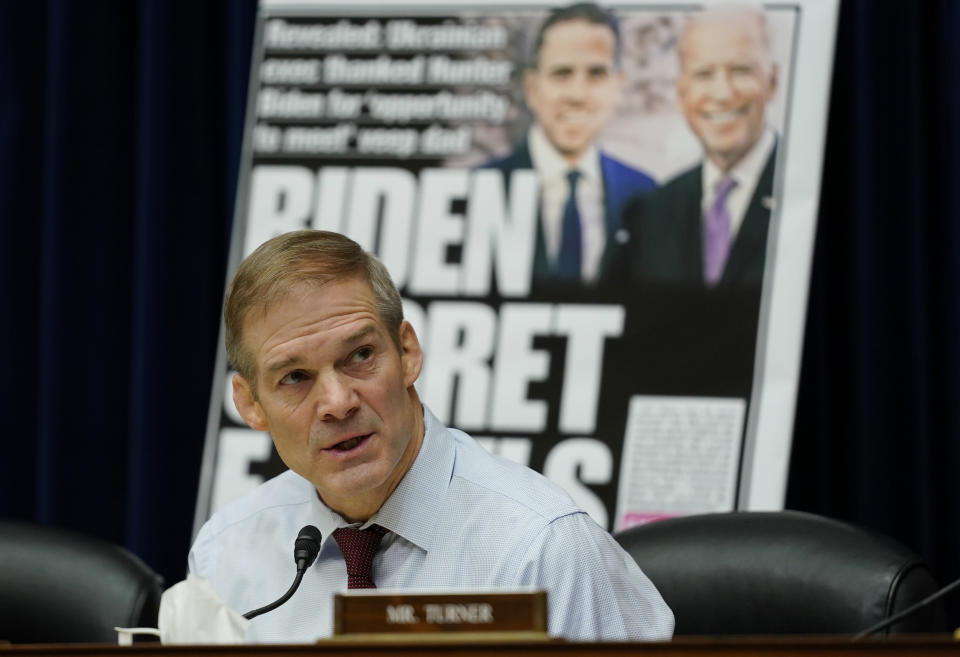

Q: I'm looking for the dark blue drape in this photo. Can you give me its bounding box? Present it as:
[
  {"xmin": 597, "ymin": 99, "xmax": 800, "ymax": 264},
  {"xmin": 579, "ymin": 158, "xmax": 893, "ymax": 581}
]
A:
[
  {"xmin": 0, "ymin": 0, "xmax": 257, "ymax": 583},
  {"xmin": 2, "ymin": 0, "xmax": 959, "ymax": 627},
  {"xmin": 789, "ymin": 0, "xmax": 960, "ymax": 624}
]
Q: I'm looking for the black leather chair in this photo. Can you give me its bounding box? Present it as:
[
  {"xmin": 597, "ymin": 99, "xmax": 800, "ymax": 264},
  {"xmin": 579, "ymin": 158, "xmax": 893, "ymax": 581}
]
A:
[
  {"xmin": 614, "ymin": 510, "xmax": 947, "ymax": 636},
  {"xmin": 0, "ymin": 520, "xmax": 164, "ymax": 643}
]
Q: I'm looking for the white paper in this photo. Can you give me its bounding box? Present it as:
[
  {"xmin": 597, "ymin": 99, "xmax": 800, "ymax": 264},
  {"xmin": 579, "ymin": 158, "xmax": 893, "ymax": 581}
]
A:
[
  {"xmin": 615, "ymin": 395, "xmax": 745, "ymax": 530},
  {"xmin": 158, "ymin": 574, "xmax": 248, "ymax": 644}
]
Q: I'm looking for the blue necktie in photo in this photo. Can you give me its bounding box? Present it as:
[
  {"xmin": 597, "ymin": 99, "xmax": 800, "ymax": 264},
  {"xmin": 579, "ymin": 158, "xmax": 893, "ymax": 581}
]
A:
[{"xmin": 557, "ymin": 169, "xmax": 582, "ymax": 279}]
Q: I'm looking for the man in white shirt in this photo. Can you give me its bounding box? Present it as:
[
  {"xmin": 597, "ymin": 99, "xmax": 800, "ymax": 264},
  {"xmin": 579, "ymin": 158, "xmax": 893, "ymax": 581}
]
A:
[
  {"xmin": 189, "ymin": 229, "xmax": 674, "ymax": 642},
  {"xmin": 485, "ymin": 2, "xmax": 656, "ymax": 288},
  {"xmin": 626, "ymin": 6, "xmax": 778, "ymax": 286}
]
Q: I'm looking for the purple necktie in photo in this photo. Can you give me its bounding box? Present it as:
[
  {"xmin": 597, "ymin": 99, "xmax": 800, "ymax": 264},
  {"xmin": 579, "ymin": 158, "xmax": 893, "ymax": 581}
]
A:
[
  {"xmin": 703, "ymin": 176, "xmax": 737, "ymax": 285},
  {"xmin": 333, "ymin": 524, "xmax": 388, "ymax": 589}
]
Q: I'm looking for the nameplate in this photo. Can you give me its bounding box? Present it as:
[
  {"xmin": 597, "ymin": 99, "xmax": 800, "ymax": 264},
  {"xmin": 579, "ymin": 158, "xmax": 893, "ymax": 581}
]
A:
[{"xmin": 333, "ymin": 590, "xmax": 547, "ymax": 636}]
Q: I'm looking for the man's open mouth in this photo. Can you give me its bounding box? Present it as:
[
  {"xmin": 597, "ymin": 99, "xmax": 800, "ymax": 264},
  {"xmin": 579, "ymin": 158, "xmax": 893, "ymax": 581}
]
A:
[
  {"xmin": 702, "ymin": 107, "xmax": 747, "ymax": 123},
  {"xmin": 558, "ymin": 110, "xmax": 591, "ymax": 123},
  {"xmin": 327, "ymin": 434, "xmax": 371, "ymax": 452}
]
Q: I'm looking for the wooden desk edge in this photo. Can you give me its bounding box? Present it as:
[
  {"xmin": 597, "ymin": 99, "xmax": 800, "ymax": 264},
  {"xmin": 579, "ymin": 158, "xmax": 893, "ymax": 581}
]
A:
[{"xmin": 1, "ymin": 634, "xmax": 958, "ymax": 657}]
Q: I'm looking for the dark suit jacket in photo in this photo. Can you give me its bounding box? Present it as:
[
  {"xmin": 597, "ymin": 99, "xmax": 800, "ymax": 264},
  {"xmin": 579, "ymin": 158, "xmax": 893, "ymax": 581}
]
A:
[
  {"xmin": 484, "ymin": 137, "xmax": 656, "ymax": 288},
  {"xmin": 625, "ymin": 146, "xmax": 777, "ymax": 287}
]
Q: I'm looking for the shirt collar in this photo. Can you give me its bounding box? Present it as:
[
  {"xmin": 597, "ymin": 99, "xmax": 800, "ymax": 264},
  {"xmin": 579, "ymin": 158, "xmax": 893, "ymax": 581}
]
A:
[
  {"xmin": 308, "ymin": 482, "xmax": 346, "ymax": 555},
  {"xmin": 528, "ymin": 124, "xmax": 602, "ymax": 184},
  {"xmin": 702, "ymin": 128, "xmax": 775, "ymax": 197},
  {"xmin": 372, "ymin": 405, "xmax": 453, "ymax": 552},
  {"xmin": 307, "ymin": 405, "xmax": 454, "ymax": 554}
]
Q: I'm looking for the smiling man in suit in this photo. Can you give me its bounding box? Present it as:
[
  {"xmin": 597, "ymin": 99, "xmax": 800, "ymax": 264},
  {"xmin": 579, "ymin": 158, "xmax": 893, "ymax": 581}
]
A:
[
  {"xmin": 485, "ymin": 2, "xmax": 655, "ymax": 289},
  {"xmin": 627, "ymin": 6, "xmax": 778, "ymax": 287}
]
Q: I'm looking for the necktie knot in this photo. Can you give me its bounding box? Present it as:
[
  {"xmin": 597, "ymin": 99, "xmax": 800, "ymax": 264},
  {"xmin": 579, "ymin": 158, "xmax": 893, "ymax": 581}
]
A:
[
  {"xmin": 333, "ymin": 524, "xmax": 388, "ymax": 589},
  {"xmin": 713, "ymin": 176, "xmax": 737, "ymax": 205}
]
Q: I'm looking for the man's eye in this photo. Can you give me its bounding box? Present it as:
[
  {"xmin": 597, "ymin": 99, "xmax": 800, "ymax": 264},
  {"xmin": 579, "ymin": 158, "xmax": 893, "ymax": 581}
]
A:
[
  {"xmin": 279, "ymin": 370, "xmax": 309, "ymax": 385},
  {"xmin": 351, "ymin": 347, "xmax": 374, "ymax": 363},
  {"xmin": 588, "ymin": 66, "xmax": 610, "ymax": 80}
]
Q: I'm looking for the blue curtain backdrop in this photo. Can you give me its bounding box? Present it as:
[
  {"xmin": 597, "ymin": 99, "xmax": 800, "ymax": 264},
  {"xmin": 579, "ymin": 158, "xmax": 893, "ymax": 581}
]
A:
[{"xmin": 2, "ymin": 0, "xmax": 959, "ymax": 627}]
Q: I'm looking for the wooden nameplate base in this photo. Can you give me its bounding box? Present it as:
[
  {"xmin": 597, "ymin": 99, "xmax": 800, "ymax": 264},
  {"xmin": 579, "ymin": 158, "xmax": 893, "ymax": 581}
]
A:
[{"xmin": 332, "ymin": 590, "xmax": 549, "ymax": 641}]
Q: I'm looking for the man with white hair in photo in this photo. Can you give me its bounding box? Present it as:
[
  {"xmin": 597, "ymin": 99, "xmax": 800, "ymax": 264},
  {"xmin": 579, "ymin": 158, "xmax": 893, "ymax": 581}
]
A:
[{"xmin": 626, "ymin": 6, "xmax": 779, "ymax": 287}]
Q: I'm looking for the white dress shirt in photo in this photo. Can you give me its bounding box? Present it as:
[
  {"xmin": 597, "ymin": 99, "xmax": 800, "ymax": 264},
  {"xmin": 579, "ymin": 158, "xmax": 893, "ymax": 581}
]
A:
[
  {"xmin": 700, "ymin": 127, "xmax": 776, "ymax": 240},
  {"xmin": 528, "ymin": 125, "xmax": 606, "ymax": 283}
]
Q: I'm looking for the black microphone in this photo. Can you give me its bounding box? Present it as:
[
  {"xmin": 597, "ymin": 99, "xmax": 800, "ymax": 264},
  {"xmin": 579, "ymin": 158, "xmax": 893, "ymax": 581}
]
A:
[
  {"xmin": 853, "ymin": 575, "xmax": 960, "ymax": 639},
  {"xmin": 243, "ymin": 525, "xmax": 322, "ymax": 620}
]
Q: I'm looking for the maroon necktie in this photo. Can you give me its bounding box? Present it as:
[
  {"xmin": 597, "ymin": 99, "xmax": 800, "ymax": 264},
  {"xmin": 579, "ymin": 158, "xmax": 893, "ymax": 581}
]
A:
[{"xmin": 332, "ymin": 525, "xmax": 388, "ymax": 589}]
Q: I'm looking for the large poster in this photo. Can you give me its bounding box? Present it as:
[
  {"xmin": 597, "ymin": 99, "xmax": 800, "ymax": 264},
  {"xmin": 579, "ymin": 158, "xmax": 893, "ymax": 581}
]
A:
[{"xmin": 195, "ymin": 0, "xmax": 838, "ymax": 535}]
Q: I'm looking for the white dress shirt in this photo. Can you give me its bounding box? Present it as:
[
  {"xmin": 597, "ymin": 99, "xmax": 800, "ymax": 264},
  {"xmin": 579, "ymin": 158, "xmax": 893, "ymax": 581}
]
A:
[
  {"xmin": 701, "ymin": 128, "xmax": 776, "ymax": 240},
  {"xmin": 189, "ymin": 406, "xmax": 674, "ymax": 643},
  {"xmin": 528, "ymin": 125, "xmax": 606, "ymax": 282}
]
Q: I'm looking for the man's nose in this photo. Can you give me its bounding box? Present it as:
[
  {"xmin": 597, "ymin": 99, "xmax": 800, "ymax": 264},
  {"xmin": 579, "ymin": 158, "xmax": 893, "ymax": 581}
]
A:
[
  {"xmin": 707, "ymin": 68, "xmax": 734, "ymax": 101},
  {"xmin": 562, "ymin": 71, "xmax": 590, "ymax": 102},
  {"xmin": 314, "ymin": 371, "xmax": 360, "ymax": 422}
]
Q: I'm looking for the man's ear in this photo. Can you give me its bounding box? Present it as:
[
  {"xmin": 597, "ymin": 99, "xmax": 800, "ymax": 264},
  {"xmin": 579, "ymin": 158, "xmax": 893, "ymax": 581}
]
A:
[
  {"xmin": 612, "ymin": 67, "xmax": 625, "ymax": 92},
  {"xmin": 398, "ymin": 320, "xmax": 423, "ymax": 388},
  {"xmin": 232, "ymin": 374, "xmax": 269, "ymax": 432},
  {"xmin": 676, "ymin": 68, "xmax": 690, "ymax": 104},
  {"xmin": 523, "ymin": 68, "xmax": 539, "ymax": 108}
]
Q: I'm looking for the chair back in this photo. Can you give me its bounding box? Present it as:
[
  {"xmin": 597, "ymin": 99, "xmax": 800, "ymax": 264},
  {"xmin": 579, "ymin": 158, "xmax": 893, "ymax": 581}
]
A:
[
  {"xmin": 614, "ymin": 511, "xmax": 947, "ymax": 636},
  {"xmin": 0, "ymin": 520, "xmax": 163, "ymax": 643}
]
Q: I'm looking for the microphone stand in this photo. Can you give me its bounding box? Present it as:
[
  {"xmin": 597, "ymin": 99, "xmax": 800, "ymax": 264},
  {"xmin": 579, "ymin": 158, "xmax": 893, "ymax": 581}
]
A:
[{"xmin": 243, "ymin": 525, "xmax": 322, "ymax": 621}]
